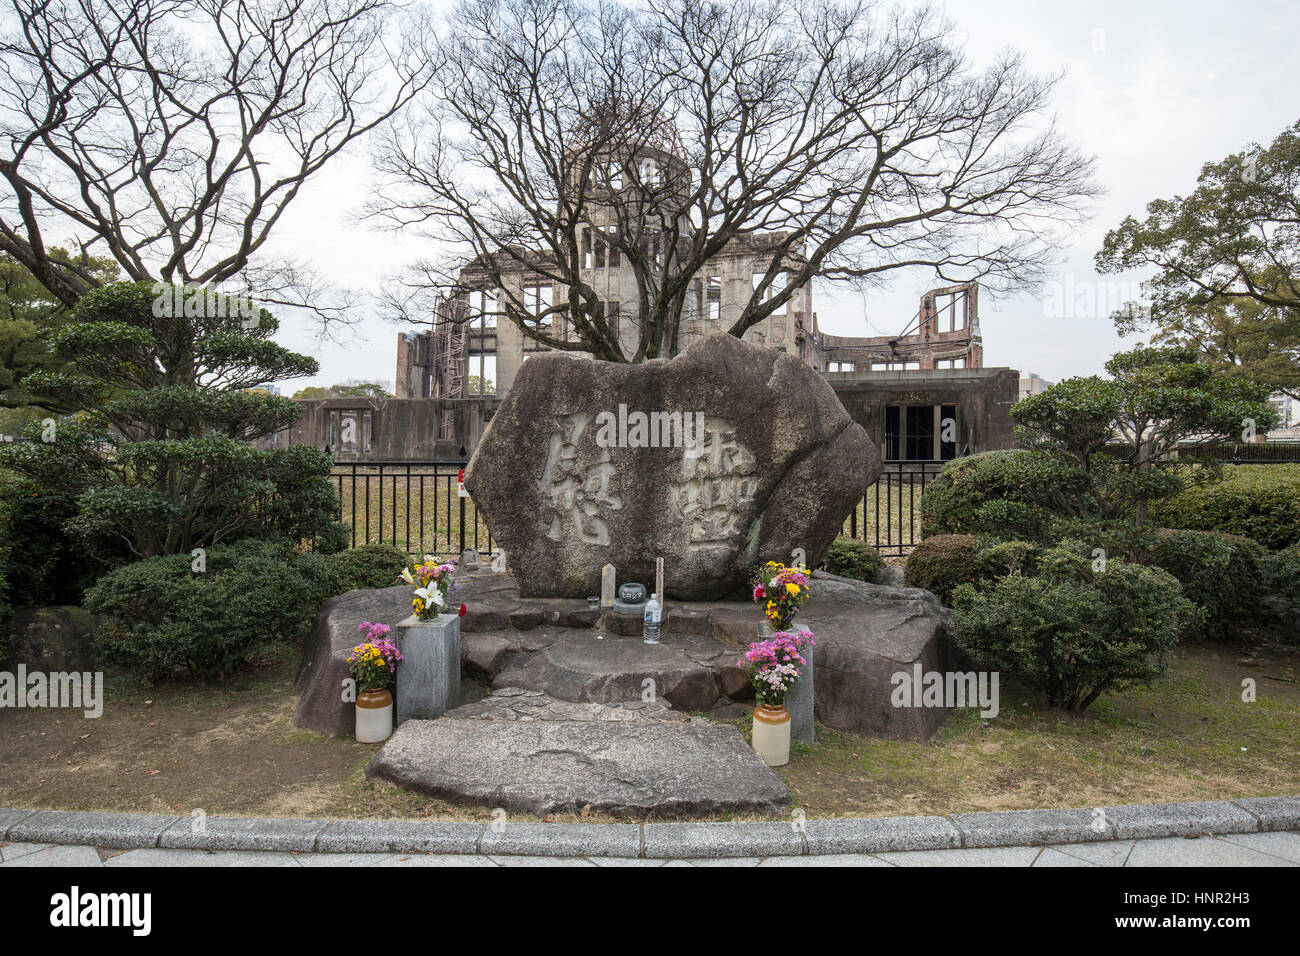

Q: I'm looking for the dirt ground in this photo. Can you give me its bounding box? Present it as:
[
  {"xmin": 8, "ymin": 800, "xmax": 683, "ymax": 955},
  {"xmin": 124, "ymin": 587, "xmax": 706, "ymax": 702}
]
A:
[{"xmin": 1, "ymin": 640, "xmax": 1297, "ymax": 823}]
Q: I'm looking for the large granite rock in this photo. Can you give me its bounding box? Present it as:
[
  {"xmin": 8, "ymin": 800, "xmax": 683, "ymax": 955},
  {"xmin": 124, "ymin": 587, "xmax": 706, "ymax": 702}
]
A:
[
  {"xmin": 366, "ymin": 718, "xmax": 791, "ymax": 816},
  {"xmin": 465, "ymin": 333, "xmax": 879, "ymax": 599},
  {"xmin": 294, "ymin": 586, "xmax": 414, "ymax": 738},
  {"xmin": 801, "ymin": 571, "xmax": 954, "ymax": 740},
  {"xmin": 6, "ymin": 606, "xmax": 101, "ymax": 671}
]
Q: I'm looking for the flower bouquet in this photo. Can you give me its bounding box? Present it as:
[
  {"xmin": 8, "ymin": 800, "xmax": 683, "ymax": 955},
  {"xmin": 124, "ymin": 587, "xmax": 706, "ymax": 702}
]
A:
[
  {"xmin": 751, "ymin": 561, "xmax": 812, "ymax": 631},
  {"xmin": 347, "ymin": 621, "xmax": 403, "ymax": 743},
  {"xmin": 739, "ymin": 629, "xmax": 815, "ymax": 767},
  {"xmin": 739, "ymin": 630, "xmax": 815, "ymax": 708},
  {"xmin": 347, "ymin": 622, "xmax": 403, "ymax": 692},
  {"xmin": 401, "ymin": 554, "xmax": 459, "ymax": 621}
]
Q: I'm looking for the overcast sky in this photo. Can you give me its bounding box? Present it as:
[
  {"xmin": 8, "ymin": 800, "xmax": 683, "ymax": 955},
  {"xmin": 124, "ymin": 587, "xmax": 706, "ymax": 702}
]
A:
[{"xmin": 269, "ymin": 0, "xmax": 1300, "ymax": 393}]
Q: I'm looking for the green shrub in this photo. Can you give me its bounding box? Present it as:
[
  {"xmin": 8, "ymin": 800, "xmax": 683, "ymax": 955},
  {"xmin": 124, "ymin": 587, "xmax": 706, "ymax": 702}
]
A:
[
  {"xmin": 0, "ymin": 479, "xmax": 85, "ymax": 607},
  {"xmin": 85, "ymin": 539, "xmax": 310, "ymax": 680},
  {"xmin": 0, "ymin": 281, "xmax": 335, "ymax": 560},
  {"xmin": 322, "ymin": 544, "xmax": 408, "ymax": 594},
  {"xmin": 315, "ymin": 521, "xmax": 353, "ymax": 555},
  {"xmin": 84, "ymin": 538, "xmax": 413, "ymax": 680},
  {"xmin": 920, "ymin": 450, "xmax": 1096, "ymax": 541},
  {"xmin": 1151, "ymin": 465, "xmax": 1300, "ymax": 549},
  {"xmin": 820, "ymin": 537, "xmax": 885, "ymax": 583},
  {"xmin": 904, "ymin": 535, "xmax": 983, "ymax": 605},
  {"xmin": 978, "ymin": 539, "xmax": 1040, "ymax": 577},
  {"xmin": 951, "ymin": 547, "xmax": 1193, "ymax": 710},
  {"xmin": 1140, "ymin": 529, "xmax": 1267, "ymax": 640},
  {"xmin": 1259, "ymin": 546, "xmax": 1300, "ymax": 606},
  {"xmin": 1045, "ymin": 516, "xmax": 1156, "ymax": 562},
  {"xmin": 0, "ymin": 456, "xmax": 133, "ymax": 606}
]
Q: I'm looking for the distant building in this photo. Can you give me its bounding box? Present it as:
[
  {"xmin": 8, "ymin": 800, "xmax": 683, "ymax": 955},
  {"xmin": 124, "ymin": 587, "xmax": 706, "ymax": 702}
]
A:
[
  {"xmin": 1018, "ymin": 372, "xmax": 1054, "ymax": 401},
  {"xmin": 1268, "ymin": 390, "xmax": 1294, "ymax": 429}
]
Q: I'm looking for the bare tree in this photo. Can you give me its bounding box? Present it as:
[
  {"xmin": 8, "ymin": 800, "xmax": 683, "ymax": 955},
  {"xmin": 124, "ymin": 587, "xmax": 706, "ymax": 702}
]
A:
[
  {"xmin": 0, "ymin": 0, "xmax": 436, "ymax": 325},
  {"xmin": 370, "ymin": 0, "xmax": 1097, "ymax": 361}
]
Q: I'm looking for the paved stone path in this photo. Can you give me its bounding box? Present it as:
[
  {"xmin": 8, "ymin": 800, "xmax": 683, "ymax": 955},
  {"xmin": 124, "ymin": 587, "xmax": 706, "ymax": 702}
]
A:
[{"xmin": 3, "ymin": 830, "xmax": 1298, "ymax": 866}]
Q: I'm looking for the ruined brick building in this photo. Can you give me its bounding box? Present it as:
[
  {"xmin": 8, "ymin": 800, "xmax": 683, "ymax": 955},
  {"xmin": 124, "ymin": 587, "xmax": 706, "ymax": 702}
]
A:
[{"xmin": 282, "ymin": 137, "xmax": 1018, "ymax": 462}]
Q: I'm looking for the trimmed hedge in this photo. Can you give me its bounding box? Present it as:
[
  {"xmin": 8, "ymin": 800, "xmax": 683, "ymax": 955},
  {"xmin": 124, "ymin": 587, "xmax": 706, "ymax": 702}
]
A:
[
  {"xmin": 1260, "ymin": 546, "xmax": 1300, "ymax": 606},
  {"xmin": 1139, "ymin": 529, "xmax": 1267, "ymax": 640},
  {"xmin": 85, "ymin": 540, "xmax": 411, "ymax": 680},
  {"xmin": 952, "ymin": 546, "xmax": 1193, "ymax": 710},
  {"xmin": 904, "ymin": 535, "xmax": 983, "ymax": 605},
  {"xmin": 920, "ymin": 450, "xmax": 1095, "ymax": 541},
  {"xmin": 86, "ymin": 539, "xmax": 306, "ymax": 681},
  {"xmin": 1151, "ymin": 465, "xmax": 1300, "ymax": 549},
  {"xmin": 821, "ymin": 537, "xmax": 886, "ymax": 583}
]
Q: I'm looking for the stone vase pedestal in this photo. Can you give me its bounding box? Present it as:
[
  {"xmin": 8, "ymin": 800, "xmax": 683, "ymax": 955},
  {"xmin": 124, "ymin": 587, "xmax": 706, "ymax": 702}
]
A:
[
  {"xmin": 395, "ymin": 613, "xmax": 461, "ymax": 725},
  {"xmin": 759, "ymin": 620, "xmax": 815, "ymax": 744}
]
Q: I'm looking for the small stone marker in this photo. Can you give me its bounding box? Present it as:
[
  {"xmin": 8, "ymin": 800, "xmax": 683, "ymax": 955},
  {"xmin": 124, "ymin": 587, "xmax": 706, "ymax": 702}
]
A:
[
  {"xmin": 395, "ymin": 613, "xmax": 462, "ymax": 725},
  {"xmin": 601, "ymin": 564, "xmax": 616, "ymax": 608}
]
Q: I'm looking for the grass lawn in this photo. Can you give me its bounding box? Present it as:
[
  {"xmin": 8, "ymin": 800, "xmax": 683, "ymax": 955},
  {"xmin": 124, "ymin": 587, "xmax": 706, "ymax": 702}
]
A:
[
  {"xmin": 331, "ymin": 467, "xmax": 495, "ymax": 555},
  {"xmin": 2, "ymin": 639, "xmax": 1295, "ymax": 823}
]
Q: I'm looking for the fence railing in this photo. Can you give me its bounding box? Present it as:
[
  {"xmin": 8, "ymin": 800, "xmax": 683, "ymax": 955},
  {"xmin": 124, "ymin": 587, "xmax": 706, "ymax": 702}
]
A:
[
  {"xmin": 330, "ymin": 461, "xmax": 494, "ymax": 556},
  {"xmin": 333, "ymin": 457, "xmax": 946, "ymax": 560},
  {"xmin": 1178, "ymin": 443, "xmax": 1300, "ymax": 463},
  {"xmin": 843, "ymin": 460, "xmax": 945, "ymax": 556}
]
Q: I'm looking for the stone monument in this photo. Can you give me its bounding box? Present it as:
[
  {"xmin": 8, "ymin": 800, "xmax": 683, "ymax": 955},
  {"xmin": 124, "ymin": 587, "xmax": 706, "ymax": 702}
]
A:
[{"xmin": 464, "ymin": 334, "xmax": 880, "ymax": 600}]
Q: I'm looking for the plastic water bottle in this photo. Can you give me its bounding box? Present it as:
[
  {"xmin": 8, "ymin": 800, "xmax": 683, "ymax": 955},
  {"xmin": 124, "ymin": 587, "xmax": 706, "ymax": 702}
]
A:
[{"xmin": 643, "ymin": 593, "xmax": 662, "ymax": 644}]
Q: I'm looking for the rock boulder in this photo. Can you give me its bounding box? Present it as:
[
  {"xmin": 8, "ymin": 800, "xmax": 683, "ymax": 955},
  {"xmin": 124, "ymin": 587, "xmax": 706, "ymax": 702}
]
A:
[
  {"xmin": 293, "ymin": 586, "xmax": 413, "ymax": 738},
  {"xmin": 5, "ymin": 606, "xmax": 100, "ymax": 671},
  {"xmin": 465, "ymin": 333, "xmax": 879, "ymax": 599},
  {"xmin": 802, "ymin": 571, "xmax": 954, "ymax": 740}
]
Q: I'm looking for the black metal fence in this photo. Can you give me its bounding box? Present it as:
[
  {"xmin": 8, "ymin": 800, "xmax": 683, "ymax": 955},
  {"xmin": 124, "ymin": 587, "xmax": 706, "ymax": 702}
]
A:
[
  {"xmin": 330, "ymin": 461, "xmax": 494, "ymax": 556},
  {"xmin": 331, "ymin": 457, "xmax": 945, "ymax": 559},
  {"xmin": 842, "ymin": 460, "xmax": 946, "ymax": 556},
  {"xmin": 1180, "ymin": 443, "xmax": 1300, "ymax": 463}
]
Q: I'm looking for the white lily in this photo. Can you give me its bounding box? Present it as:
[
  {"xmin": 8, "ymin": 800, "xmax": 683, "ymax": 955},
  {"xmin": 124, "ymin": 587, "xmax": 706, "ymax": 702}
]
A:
[
  {"xmin": 414, "ymin": 586, "xmax": 445, "ymax": 608},
  {"xmin": 401, "ymin": 567, "xmax": 416, "ymax": 585}
]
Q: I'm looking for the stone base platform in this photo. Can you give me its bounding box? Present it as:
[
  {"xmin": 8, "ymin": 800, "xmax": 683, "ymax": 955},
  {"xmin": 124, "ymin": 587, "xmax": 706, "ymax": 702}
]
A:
[{"xmin": 295, "ymin": 567, "xmax": 954, "ymax": 742}]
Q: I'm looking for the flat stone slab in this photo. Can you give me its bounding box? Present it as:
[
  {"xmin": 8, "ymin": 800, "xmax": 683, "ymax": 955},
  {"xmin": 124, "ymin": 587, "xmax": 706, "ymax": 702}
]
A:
[
  {"xmin": 446, "ymin": 687, "xmax": 703, "ymax": 724},
  {"xmin": 294, "ymin": 569, "xmax": 949, "ymax": 741},
  {"xmin": 366, "ymin": 718, "xmax": 791, "ymax": 817},
  {"xmin": 492, "ymin": 631, "xmax": 723, "ymax": 712}
]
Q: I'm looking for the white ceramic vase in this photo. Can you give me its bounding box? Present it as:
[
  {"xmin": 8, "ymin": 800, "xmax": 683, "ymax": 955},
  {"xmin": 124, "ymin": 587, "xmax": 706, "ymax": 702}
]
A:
[
  {"xmin": 751, "ymin": 704, "xmax": 791, "ymax": 767},
  {"xmin": 355, "ymin": 689, "xmax": 393, "ymax": 743}
]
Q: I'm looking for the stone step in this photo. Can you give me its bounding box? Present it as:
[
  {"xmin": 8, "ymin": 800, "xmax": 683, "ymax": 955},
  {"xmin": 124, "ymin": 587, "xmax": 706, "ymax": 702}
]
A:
[
  {"xmin": 444, "ymin": 687, "xmax": 706, "ymax": 725},
  {"xmin": 365, "ymin": 717, "xmax": 791, "ymax": 817},
  {"xmin": 489, "ymin": 629, "xmax": 747, "ymax": 712}
]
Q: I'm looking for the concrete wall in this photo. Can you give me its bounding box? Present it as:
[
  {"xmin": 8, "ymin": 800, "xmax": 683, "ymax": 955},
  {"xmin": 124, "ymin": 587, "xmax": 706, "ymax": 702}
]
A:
[
  {"xmin": 828, "ymin": 367, "xmax": 1019, "ymax": 459},
  {"xmin": 256, "ymin": 397, "xmax": 501, "ymax": 461}
]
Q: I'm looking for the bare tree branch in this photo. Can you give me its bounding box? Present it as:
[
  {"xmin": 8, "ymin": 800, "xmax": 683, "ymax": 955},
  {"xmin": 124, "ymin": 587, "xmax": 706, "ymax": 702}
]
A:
[{"xmin": 0, "ymin": 0, "xmax": 439, "ymax": 326}]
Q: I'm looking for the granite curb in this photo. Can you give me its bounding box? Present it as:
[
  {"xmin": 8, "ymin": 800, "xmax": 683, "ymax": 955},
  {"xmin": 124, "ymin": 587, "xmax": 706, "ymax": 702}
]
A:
[{"xmin": 1, "ymin": 797, "xmax": 1296, "ymax": 859}]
